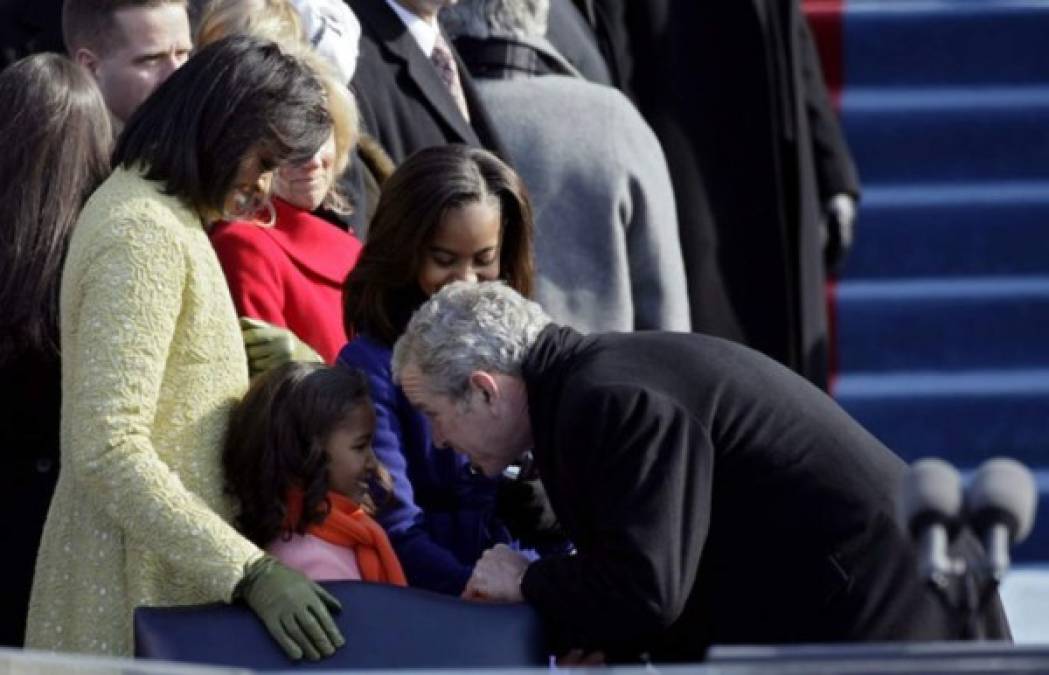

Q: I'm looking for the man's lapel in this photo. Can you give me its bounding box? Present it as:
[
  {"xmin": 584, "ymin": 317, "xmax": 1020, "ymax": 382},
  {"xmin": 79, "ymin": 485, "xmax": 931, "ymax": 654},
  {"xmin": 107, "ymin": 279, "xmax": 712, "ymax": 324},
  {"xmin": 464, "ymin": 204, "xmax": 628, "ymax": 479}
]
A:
[{"xmin": 357, "ymin": 0, "xmax": 481, "ymax": 144}]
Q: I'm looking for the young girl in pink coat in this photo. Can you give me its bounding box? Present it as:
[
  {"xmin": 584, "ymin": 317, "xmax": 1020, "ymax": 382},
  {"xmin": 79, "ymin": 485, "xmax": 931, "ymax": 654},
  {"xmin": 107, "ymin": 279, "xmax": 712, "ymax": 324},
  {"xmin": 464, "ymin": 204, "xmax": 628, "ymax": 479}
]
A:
[{"xmin": 224, "ymin": 362, "xmax": 406, "ymax": 585}]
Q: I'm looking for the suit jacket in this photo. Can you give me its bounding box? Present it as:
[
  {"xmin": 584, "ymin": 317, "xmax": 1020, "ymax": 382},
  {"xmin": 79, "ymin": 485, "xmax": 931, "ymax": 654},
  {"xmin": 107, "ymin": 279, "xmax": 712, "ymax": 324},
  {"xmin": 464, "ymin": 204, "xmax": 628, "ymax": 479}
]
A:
[
  {"xmin": 347, "ymin": 0, "xmax": 507, "ymax": 164},
  {"xmin": 210, "ymin": 198, "xmax": 362, "ymax": 364},
  {"xmin": 519, "ymin": 326, "xmax": 1009, "ymax": 662}
]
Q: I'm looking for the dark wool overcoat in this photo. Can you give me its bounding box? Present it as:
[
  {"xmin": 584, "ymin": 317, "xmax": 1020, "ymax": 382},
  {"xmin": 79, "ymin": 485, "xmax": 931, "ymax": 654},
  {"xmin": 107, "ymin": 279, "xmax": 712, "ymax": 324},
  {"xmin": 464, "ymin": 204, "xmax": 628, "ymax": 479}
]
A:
[
  {"xmin": 519, "ymin": 326, "xmax": 1010, "ymax": 662},
  {"xmin": 591, "ymin": 0, "xmax": 861, "ymax": 388}
]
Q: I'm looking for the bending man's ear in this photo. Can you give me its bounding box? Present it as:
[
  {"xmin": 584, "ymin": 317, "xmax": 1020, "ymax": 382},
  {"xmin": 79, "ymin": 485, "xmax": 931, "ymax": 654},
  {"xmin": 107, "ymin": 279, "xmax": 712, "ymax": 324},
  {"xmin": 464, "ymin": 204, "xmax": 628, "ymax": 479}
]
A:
[{"xmin": 469, "ymin": 370, "xmax": 499, "ymax": 407}]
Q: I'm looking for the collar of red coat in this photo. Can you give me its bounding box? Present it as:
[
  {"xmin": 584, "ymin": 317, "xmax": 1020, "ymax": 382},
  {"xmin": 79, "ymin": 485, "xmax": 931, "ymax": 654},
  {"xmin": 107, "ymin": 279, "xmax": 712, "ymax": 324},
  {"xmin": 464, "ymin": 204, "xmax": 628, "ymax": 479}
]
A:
[{"xmin": 256, "ymin": 197, "xmax": 362, "ymax": 285}]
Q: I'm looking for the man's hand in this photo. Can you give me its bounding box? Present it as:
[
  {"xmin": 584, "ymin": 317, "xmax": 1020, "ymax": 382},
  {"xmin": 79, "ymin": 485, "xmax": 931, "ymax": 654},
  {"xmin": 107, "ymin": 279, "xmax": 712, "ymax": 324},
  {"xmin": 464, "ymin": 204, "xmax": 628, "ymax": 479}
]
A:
[
  {"xmin": 461, "ymin": 543, "xmax": 529, "ymax": 602},
  {"xmin": 556, "ymin": 649, "xmax": 606, "ymax": 668},
  {"xmin": 822, "ymin": 192, "xmax": 858, "ymax": 278},
  {"xmin": 240, "ymin": 317, "xmax": 324, "ymax": 376}
]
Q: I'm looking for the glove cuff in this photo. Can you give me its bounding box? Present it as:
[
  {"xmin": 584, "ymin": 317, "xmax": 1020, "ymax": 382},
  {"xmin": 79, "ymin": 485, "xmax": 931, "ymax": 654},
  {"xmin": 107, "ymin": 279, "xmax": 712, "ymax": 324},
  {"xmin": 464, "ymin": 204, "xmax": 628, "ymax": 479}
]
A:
[{"xmin": 235, "ymin": 553, "xmax": 277, "ymax": 600}]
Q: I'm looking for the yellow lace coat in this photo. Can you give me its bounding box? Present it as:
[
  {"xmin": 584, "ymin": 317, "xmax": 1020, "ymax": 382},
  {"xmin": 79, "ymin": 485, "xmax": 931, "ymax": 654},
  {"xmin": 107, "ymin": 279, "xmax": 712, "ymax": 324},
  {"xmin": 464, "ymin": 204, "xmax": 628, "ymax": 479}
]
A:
[{"xmin": 26, "ymin": 169, "xmax": 262, "ymax": 655}]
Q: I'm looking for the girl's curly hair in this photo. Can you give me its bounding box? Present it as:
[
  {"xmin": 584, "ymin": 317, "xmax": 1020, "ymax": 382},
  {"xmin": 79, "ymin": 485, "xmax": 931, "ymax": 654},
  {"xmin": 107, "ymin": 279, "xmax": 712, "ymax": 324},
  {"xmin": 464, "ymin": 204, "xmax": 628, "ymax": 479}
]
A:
[{"xmin": 223, "ymin": 361, "xmax": 390, "ymax": 546}]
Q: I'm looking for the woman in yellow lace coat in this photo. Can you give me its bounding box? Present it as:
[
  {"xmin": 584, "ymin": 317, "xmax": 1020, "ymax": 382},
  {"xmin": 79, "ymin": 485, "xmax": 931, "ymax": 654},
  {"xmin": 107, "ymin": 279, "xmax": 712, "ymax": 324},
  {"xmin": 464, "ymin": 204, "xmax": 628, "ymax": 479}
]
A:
[{"xmin": 27, "ymin": 37, "xmax": 345, "ymax": 660}]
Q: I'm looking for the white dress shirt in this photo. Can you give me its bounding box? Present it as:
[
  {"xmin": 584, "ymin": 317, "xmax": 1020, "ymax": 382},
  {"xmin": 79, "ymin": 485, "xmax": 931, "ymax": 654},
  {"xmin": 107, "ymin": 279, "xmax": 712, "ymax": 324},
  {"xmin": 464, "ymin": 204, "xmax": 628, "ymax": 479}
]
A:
[{"xmin": 384, "ymin": 0, "xmax": 439, "ymax": 57}]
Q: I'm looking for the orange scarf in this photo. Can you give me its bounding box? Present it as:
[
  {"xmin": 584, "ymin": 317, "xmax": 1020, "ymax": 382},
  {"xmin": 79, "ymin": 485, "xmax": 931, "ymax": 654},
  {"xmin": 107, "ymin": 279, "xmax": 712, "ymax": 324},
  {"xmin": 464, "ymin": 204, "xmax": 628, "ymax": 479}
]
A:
[{"xmin": 285, "ymin": 488, "xmax": 407, "ymax": 586}]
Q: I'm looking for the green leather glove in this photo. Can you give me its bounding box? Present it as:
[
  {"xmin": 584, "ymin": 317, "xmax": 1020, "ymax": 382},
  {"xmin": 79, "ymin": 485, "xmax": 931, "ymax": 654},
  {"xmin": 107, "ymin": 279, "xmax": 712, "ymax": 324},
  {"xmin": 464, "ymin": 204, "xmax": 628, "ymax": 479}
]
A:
[
  {"xmin": 239, "ymin": 317, "xmax": 324, "ymax": 376},
  {"xmin": 237, "ymin": 555, "xmax": 345, "ymax": 661}
]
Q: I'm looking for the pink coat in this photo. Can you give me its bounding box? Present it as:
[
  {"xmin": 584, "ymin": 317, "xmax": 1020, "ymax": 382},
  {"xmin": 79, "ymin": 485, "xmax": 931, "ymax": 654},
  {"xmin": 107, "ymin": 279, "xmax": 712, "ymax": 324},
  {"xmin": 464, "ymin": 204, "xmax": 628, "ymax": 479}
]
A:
[{"xmin": 267, "ymin": 533, "xmax": 362, "ymax": 581}]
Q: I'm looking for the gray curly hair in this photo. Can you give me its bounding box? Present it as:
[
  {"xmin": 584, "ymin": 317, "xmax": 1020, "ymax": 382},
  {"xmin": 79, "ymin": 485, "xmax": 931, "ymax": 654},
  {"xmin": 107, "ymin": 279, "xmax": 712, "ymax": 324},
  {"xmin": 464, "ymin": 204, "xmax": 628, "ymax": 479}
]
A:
[
  {"xmin": 391, "ymin": 281, "xmax": 550, "ymax": 400},
  {"xmin": 441, "ymin": 0, "xmax": 550, "ymax": 42}
]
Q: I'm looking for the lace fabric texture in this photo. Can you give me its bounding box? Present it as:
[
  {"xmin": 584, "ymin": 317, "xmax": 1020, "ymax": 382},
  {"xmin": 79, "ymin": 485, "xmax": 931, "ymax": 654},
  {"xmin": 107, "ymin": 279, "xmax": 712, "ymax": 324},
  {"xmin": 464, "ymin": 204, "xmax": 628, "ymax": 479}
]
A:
[{"xmin": 25, "ymin": 169, "xmax": 261, "ymax": 656}]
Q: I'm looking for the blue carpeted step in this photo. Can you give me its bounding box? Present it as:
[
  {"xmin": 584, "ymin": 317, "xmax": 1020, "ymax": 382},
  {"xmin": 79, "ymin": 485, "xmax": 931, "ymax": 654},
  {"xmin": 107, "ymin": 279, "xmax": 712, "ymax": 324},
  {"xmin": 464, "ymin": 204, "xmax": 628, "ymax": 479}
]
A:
[
  {"xmin": 842, "ymin": 87, "xmax": 1049, "ymax": 184},
  {"xmin": 835, "ymin": 369, "xmax": 1049, "ymax": 468},
  {"xmin": 837, "ymin": 277, "xmax": 1049, "ymax": 372},
  {"xmin": 845, "ymin": 1, "xmax": 1049, "ymax": 88},
  {"xmin": 845, "ymin": 182, "xmax": 1049, "ymax": 279}
]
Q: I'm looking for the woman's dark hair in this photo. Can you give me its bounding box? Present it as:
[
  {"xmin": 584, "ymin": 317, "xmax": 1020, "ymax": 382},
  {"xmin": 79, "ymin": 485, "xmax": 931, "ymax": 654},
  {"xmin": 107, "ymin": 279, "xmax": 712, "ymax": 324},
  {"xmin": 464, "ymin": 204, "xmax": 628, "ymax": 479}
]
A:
[
  {"xmin": 113, "ymin": 34, "xmax": 332, "ymax": 217},
  {"xmin": 223, "ymin": 362, "xmax": 391, "ymax": 547},
  {"xmin": 0, "ymin": 53, "xmax": 111, "ymax": 363},
  {"xmin": 343, "ymin": 145, "xmax": 535, "ymax": 346}
]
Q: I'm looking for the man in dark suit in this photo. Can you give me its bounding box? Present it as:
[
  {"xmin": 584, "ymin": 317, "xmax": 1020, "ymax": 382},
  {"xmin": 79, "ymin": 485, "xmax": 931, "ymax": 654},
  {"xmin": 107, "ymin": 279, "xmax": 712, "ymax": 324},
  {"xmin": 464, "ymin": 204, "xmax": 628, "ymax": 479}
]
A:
[
  {"xmin": 391, "ymin": 282, "xmax": 1011, "ymax": 664},
  {"xmin": 346, "ymin": 0, "xmax": 506, "ymax": 163},
  {"xmin": 588, "ymin": 0, "xmax": 860, "ymax": 390}
]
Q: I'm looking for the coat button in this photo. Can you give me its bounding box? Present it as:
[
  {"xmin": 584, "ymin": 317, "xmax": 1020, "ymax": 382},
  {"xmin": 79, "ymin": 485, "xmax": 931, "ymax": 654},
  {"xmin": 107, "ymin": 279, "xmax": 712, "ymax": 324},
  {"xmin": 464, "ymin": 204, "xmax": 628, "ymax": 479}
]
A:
[{"xmin": 36, "ymin": 458, "xmax": 54, "ymax": 473}]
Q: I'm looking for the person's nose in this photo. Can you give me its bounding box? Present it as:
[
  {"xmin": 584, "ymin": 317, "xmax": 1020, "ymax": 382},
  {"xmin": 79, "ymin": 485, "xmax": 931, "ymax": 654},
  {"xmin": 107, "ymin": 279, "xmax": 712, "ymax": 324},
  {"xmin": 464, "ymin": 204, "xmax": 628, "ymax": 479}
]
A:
[
  {"xmin": 300, "ymin": 153, "xmax": 323, "ymax": 172},
  {"xmin": 431, "ymin": 423, "xmax": 448, "ymax": 449},
  {"xmin": 451, "ymin": 264, "xmax": 479, "ymax": 285}
]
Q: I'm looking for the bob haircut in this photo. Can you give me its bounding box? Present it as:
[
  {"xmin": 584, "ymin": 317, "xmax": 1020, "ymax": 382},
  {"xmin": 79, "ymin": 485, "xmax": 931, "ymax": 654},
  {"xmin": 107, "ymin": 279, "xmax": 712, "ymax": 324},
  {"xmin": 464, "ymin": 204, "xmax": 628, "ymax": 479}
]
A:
[
  {"xmin": 0, "ymin": 53, "xmax": 111, "ymax": 362},
  {"xmin": 343, "ymin": 144, "xmax": 535, "ymax": 346},
  {"xmin": 112, "ymin": 34, "xmax": 332, "ymax": 218},
  {"xmin": 194, "ymin": 0, "xmax": 359, "ymax": 214},
  {"xmin": 223, "ymin": 361, "xmax": 391, "ymax": 547}
]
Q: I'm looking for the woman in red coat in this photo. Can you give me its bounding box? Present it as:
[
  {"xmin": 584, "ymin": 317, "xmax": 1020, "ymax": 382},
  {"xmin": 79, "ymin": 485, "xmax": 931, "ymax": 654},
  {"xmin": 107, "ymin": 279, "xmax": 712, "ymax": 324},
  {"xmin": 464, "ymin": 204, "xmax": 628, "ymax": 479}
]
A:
[{"xmin": 211, "ymin": 74, "xmax": 362, "ymax": 367}]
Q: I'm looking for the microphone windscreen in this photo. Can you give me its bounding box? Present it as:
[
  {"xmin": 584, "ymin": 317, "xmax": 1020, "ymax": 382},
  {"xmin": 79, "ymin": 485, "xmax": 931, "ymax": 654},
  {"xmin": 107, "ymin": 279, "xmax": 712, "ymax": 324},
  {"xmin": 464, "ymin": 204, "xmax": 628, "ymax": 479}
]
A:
[
  {"xmin": 966, "ymin": 458, "xmax": 1038, "ymax": 543},
  {"xmin": 898, "ymin": 458, "xmax": 963, "ymax": 535}
]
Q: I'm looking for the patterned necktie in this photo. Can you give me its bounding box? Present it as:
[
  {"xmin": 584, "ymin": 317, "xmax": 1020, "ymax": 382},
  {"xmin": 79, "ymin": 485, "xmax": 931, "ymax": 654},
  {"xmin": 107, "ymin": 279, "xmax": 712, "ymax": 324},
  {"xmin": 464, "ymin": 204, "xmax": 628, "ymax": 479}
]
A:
[{"xmin": 431, "ymin": 32, "xmax": 471, "ymax": 122}]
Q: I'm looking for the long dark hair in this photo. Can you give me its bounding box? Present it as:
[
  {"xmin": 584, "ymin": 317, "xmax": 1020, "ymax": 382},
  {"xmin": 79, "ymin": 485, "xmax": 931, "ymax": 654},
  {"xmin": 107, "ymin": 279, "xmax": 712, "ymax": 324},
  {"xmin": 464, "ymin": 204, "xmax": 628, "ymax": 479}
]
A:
[
  {"xmin": 223, "ymin": 362, "xmax": 391, "ymax": 547},
  {"xmin": 113, "ymin": 34, "xmax": 332, "ymax": 218},
  {"xmin": 343, "ymin": 145, "xmax": 535, "ymax": 346},
  {"xmin": 0, "ymin": 53, "xmax": 111, "ymax": 363}
]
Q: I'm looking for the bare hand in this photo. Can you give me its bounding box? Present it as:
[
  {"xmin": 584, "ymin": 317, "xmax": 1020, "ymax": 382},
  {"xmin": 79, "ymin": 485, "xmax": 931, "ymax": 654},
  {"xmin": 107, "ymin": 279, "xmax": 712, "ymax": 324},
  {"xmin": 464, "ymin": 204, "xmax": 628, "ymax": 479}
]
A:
[
  {"xmin": 556, "ymin": 649, "xmax": 606, "ymax": 668},
  {"xmin": 461, "ymin": 543, "xmax": 529, "ymax": 602}
]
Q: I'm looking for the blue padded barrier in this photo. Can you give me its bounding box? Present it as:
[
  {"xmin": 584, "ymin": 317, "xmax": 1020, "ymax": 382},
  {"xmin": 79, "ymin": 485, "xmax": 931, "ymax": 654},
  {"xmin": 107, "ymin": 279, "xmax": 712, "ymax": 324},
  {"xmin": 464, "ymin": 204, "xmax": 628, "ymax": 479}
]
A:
[{"xmin": 134, "ymin": 580, "xmax": 548, "ymax": 670}]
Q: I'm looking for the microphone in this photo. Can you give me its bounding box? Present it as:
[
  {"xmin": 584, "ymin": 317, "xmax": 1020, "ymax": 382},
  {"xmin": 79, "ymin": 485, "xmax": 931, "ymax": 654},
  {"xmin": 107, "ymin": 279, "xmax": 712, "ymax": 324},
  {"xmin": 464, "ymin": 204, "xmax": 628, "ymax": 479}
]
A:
[
  {"xmin": 898, "ymin": 458, "xmax": 965, "ymax": 588},
  {"xmin": 965, "ymin": 458, "xmax": 1038, "ymax": 583}
]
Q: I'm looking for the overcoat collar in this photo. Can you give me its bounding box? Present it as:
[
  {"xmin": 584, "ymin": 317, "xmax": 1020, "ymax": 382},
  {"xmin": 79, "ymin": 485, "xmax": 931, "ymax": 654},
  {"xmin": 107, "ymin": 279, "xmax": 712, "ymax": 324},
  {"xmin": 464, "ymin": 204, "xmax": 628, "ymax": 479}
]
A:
[
  {"xmin": 260, "ymin": 198, "xmax": 361, "ymax": 285},
  {"xmin": 455, "ymin": 34, "xmax": 583, "ymax": 80},
  {"xmin": 521, "ymin": 325, "xmax": 590, "ymax": 453},
  {"xmin": 355, "ymin": 0, "xmax": 480, "ymax": 144}
]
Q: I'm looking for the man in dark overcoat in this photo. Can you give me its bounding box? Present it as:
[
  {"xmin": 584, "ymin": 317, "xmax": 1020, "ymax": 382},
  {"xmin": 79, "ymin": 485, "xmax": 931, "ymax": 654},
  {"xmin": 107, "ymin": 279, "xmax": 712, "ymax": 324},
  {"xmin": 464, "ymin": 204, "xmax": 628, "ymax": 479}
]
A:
[
  {"xmin": 589, "ymin": 0, "xmax": 861, "ymax": 388},
  {"xmin": 392, "ymin": 282, "xmax": 1011, "ymax": 663}
]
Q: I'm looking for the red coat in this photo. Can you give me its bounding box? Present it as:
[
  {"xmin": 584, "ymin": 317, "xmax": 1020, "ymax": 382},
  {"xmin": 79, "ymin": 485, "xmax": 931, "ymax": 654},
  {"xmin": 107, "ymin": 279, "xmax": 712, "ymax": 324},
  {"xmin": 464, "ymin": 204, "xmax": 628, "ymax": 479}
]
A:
[{"xmin": 210, "ymin": 198, "xmax": 362, "ymax": 364}]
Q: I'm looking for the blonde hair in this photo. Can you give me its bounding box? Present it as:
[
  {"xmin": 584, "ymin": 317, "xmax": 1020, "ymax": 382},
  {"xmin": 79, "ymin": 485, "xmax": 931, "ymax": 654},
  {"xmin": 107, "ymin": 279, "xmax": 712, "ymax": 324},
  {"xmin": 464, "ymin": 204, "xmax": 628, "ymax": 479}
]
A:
[{"xmin": 196, "ymin": 0, "xmax": 359, "ymax": 213}]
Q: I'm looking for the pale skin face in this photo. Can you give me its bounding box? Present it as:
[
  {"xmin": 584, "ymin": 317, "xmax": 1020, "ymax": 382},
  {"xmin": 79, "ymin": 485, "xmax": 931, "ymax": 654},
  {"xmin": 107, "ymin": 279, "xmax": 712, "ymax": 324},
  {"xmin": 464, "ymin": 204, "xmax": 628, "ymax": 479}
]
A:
[
  {"xmin": 399, "ymin": 364, "xmax": 530, "ymax": 478},
  {"xmin": 324, "ymin": 406, "xmax": 378, "ymax": 502},
  {"xmin": 74, "ymin": 4, "xmax": 192, "ymax": 125},
  {"xmin": 273, "ymin": 132, "xmax": 337, "ymax": 212},
  {"xmin": 417, "ymin": 200, "xmax": 502, "ymax": 297}
]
